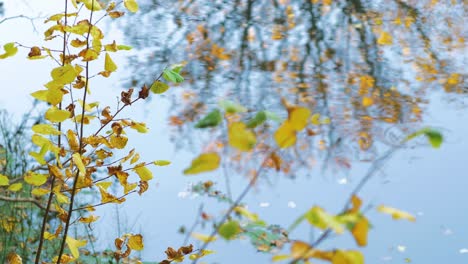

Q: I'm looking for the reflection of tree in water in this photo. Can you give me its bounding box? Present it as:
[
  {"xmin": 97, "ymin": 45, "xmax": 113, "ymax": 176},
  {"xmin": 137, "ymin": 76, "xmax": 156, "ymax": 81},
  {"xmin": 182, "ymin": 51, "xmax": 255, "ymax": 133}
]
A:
[{"xmin": 124, "ymin": 0, "xmax": 466, "ymax": 172}]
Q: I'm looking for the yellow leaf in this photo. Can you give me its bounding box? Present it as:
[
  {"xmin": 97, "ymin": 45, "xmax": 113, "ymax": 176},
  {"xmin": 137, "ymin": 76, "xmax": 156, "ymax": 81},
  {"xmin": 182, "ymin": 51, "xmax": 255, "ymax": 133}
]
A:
[
  {"xmin": 74, "ymin": 114, "xmax": 96, "ymax": 125},
  {"xmin": 183, "ymin": 153, "xmax": 220, "ymax": 175},
  {"xmin": 332, "ymin": 250, "xmax": 364, "ymax": 264},
  {"xmin": 110, "ymin": 135, "xmax": 128, "ymax": 149},
  {"xmin": 377, "ymin": 205, "xmax": 416, "ymax": 222},
  {"xmin": 233, "ymin": 206, "xmax": 259, "ymax": 222},
  {"xmin": 24, "ymin": 172, "xmax": 48, "ymax": 186},
  {"xmin": 290, "ymin": 241, "xmax": 333, "ymax": 260},
  {"xmin": 124, "ymin": 0, "xmax": 139, "ymax": 12},
  {"xmin": 66, "ymin": 130, "xmax": 80, "ymax": 151},
  {"xmin": 80, "ymin": 0, "xmax": 102, "ymax": 11},
  {"xmin": 0, "ymin": 174, "xmax": 9, "ymax": 186},
  {"xmin": 134, "ymin": 165, "xmax": 153, "ymax": 181},
  {"xmin": 154, "ymin": 160, "xmax": 171, "ymax": 166},
  {"xmin": 289, "ymin": 107, "xmax": 311, "ymax": 131},
  {"xmin": 6, "ymin": 252, "xmax": 22, "ymax": 264},
  {"xmin": 104, "ymin": 53, "xmax": 117, "ymax": 72},
  {"xmin": 54, "ymin": 187, "xmax": 70, "ymax": 204},
  {"xmin": 51, "ymin": 64, "xmax": 77, "ymax": 84},
  {"xmin": 0, "ymin": 42, "xmax": 18, "ymax": 59},
  {"xmin": 72, "ymin": 153, "xmax": 86, "ymax": 177},
  {"xmin": 310, "ymin": 113, "xmax": 321, "ymax": 125},
  {"xmin": 128, "ymin": 234, "xmax": 144, "ymax": 250},
  {"xmin": 45, "ymin": 106, "xmax": 70, "ymax": 122},
  {"xmin": 66, "ymin": 236, "xmax": 87, "ymax": 258},
  {"xmin": 362, "ymin": 97, "xmax": 373, "ymax": 107},
  {"xmin": 377, "ymin": 31, "xmax": 393, "ymax": 45},
  {"xmin": 189, "ymin": 249, "xmax": 215, "ymax": 260},
  {"xmin": 274, "ymin": 121, "xmax": 296, "ymax": 148},
  {"xmin": 352, "ymin": 217, "xmax": 369, "ymax": 247},
  {"xmin": 191, "ymin": 232, "xmax": 217, "ymax": 243},
  {"xmin": 8, "ymin": 183, "xmax": 22, "ymax": 192},
  {"xmin": 32, "ymin": 124, "xmax": 61, "ymax": 135},
  {"xmin": 228, "ymin": 122, "xmax": 257, "ymax": 151},
  {"xmin": 31, "ymin": 188, "xmax": 50, "ymax": 196},
  {"xmin": 130, "ymin": 153, "xmax": 140, "ymax": 164},
  {"xmin": 79, "ymin": 215, "xmax": 99, "ymax": 223},
  {"xmin": 130, "ymin": 122, "xmax": 148, "ymax": 133},
  {"xmin": 272, "ymin": 255, "xmax": 291, "ymax": 262}
]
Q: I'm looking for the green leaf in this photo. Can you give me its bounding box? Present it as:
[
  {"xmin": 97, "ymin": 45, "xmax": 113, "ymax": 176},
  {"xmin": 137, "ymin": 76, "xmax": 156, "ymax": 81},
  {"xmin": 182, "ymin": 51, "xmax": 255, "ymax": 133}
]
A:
[
  {"xmin": 117, "ymin": 45, "xmax": 132, "ymax": 50},
  {"xmin": 163, "ymin": 69, "xmax": 184, "ymax": 83},
  {"xmin": 265, "ymin": 111, "xmax": 283, "ymax": 122},
  {"xmin": 406, "ymin": 127, "xmax": 443, "ymax": 148},
  {"xmin": 195, "ymin": 109, "xmax": 222, "ymax": 128},
  {"xmin": 219, "ymin": 100, "xmax": 247, "ymax": 114},
  {"xmin": 0, "ymin": 42, "xmax": 18, "ymax": 59},
  {"xmin": 150, "ymin": 81, "xmax": 170, "ymax": 94},
  {"xmin": 246, "ymin": 111, "xmax": 267, "ymax": 128},
  {"xmin": 218, "ymin": 220, "xmax": 241, "ymax": 240}
]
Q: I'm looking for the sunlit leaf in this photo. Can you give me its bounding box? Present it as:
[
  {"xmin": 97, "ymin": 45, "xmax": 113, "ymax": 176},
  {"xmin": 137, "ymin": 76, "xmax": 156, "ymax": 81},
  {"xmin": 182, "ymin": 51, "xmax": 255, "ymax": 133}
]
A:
[
  {"xmin": 78, "ymin": 215, "xmax": 99, "ymax": 223},
  {"xmin": 377, "ymin": 31, "xmax": 393, "ymax": 45},
  {"xmin": 154, "ymin": 160, "xmax": 171, "ymax": 166},
  {"xmin": 128, "ymin": 234, "xmax": 144, "ymax": 250},
  {"xmin": 24, "ymin": 172, "xmax": 48, "ymax": 186},
  {"xmin": 31, "ymin": 188, "xmax": 50, "ymax": 196},
  {"xmin": 195, "ymin": 109, "xmax": 222, "ymax": 128},
  {"xmin": 351, "ymin": 217, "xmax": 369, "ymax": 247},
  {"xmin": 45, "ymin": 106, "xmax": 70, "ymax": 122},
  {"xmin": 191, "ymin": 233, "xmax": 217, "ymax": 243},
  {"xmin": 81, "ymin": 0, "xmax": 102, "ymax": 10},
  {"xmin": 72, "ymin": 153, "xmax": 86, "ymax": 177},
  {"xmin": 377, "ymin": 205, "xmax": 416, "ymax": 222},
  {"xmin": 189, "ymin": 249, "xmax": 215, "ymax": 260},
  {"xmin": 124, "ymin": 0, "xmax": 139, "ymax": 13},
  {"xmin": 332, "ymin": 250, "xmax": 364, "ymax": 264},
  {"xmin": 51, "ymin": 64, "xmax": 77, "ymax": 85},
  {"xmin": 104, "ymin": 53, "xmax": 117, "ymax": 72},
  {"xmin": 274, "ymin": 121, "xmax": 296, "ymax": 148},
  {"xmin": 8, "ymin": 183, "xmax": 22, "ymax": 192},
  {"xmin": 289, "ymin": 107, "xmax": 311, "ymax": 131},
  {"xmin": 228, "ymin": 122, "xmax": 256, "ymax": 151},
  {"xmin": 66, "ymin": 236, "xmax": 87, "ymax": 258},
  {"xmin": 134, "ymin": 165, "xmax": 153, "ymax": 181},
  {"xmin": 184, "ymin": 153, "xmax": 220, "ymax": 175},
  {"xmin": 0, "ymin": 42, "xmax": 18, "ymax": 59},
  {"xmin": 32, "ymin": 124, "xmax": 61, "ymax": 135},
  {"xmin": 6, "ymin": 252, "xmax": 22, "ymax": 264}
]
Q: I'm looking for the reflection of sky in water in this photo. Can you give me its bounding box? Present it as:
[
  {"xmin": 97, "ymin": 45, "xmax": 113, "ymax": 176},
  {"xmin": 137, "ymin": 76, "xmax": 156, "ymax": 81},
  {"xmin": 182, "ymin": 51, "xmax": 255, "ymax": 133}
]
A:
[{"xmin": 1, "ymin": 1, "xmax": 468, "ymax": 263}]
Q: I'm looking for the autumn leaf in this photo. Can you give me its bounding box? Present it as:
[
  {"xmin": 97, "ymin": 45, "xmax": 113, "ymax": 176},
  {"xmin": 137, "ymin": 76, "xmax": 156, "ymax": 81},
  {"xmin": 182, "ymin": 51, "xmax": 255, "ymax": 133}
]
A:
[
  {"xmin": 183, "ymin": 153, "xmax": 220, "ymax": 175},
  {"xmin": 128, "ymin": 234, "xmax": 144, "ymax": 250},
  {"xmin": 274, "ymin": 121, "xmax": 296, "ymax": 148},
  {"xmin": 332, "ymin": 250, "xmax": 364, "ymax": 264},
  {"xmin": 377, "ymin": 31, "xmax": 393, "ymax": 45},
  {"xmin": 134, "ymin": 165, "xmax": 153, "ymax": 181},
  {"xmin": 306, "ymin": 206, "xmax": 344, "ymax": 234},
  {"xmin": 51, "ymin": 64, "xmax": 77, "ymax": 85},
  {"xmin": 45, "ymin": 106, "xmax": 70, "ymax": 122},
  {"xmin": 154, "ymin": 160, "xmax": 171, "ymax": 166},
  {"xmin": 104, "ymin": 53, "xmax": 117, "ymax": 72},
  {"xmin": 8, "ymin": 183, "xmax": 22, "ymax": 192},
  {"xmin": 150, "ymin": 81, "xmax": 170, "ymax": 94},
  {"xmin": 0, "ymin": 42, "xmax": 18, "ymax": 59},
  {"xmin": 377, "ymin": 205, "xmax": 416, "ymax": 222},
  {"xmin": 191, "ymin": 233, "xmax": 217, "ymax": 243},
  {"xmin": 66, "ymin": 236, "xmax": 87, "ymax": 258},
  {"xmin": 351, "ymin": 217, "xmax": 369, "ymax": 247},
  {"xmin": 124, "ymin": 0, "xmax": 139, "ymax": 13},
  {"xmin": 24, "ymin": 172, "xmax": 48, "ymax": 186},
  {"xmin": 228, "ymin": 122, "xmax": 257, "ymax": 151},
  {"xmin": 289, "ymin": 107, "xmax": 311, "ymax": 131},
  {"xmin": 32, "ymin": 124, "xmax": 61, "ymax": 135}
]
